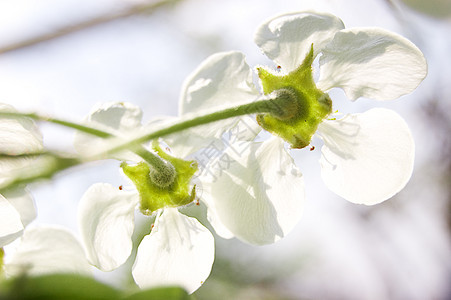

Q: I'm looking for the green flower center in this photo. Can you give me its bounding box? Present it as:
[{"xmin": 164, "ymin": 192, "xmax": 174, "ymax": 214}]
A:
[
  {"xmin": 256, "ymin": 45, "xmax": 332, "ymax": 149},
  {"xmin": 121, "ymin": 142, "xmax": 198, "ymax": 215}
]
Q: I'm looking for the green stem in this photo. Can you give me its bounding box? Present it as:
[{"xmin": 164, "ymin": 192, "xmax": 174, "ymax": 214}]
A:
[
  {"xmin": 0, "ymin": 92, "xmax": 294, "ymax": 190},
  {"xmin": 2, "ymin": 156, "xmax": 80, "ymax": 192},
  {"xmin": 0, "ymin": 111, "xmax": 172, "ymax": 178},
  {"xmin": 0, "ymin": 95, "xmax": 283, "ymax": 157},
  {"xmin": 99, "ymin": 96, "xmax": 289, "ymax": 155},
  {"xmin": 0, "ymin": 111, "xmax": 110, "ymax": 137}
]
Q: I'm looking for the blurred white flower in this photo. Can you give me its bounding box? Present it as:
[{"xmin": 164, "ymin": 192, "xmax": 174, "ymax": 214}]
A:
[
  {"xmin": 0, "ymin": 190, "xmax": 36, "ymax": 247},
  {"xmin": 175, "ymin": 11, "xmax": 427, "ymax": 205},
  {"xmin": 0, "ymin": 103, "xmax": 43, "ymax": 247}
]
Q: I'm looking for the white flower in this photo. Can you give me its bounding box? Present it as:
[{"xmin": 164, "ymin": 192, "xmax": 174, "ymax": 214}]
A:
[
  {"xmin": 74, "ymin": 102, "xmax": 214, "ymax": 294},
  {"xmin": 0, "ymin": 103, "xmax": 43, "ymax": 247},
  {"xmin": 166, "ymin": 53, "xmax": 305, "ymax": 245},
  {"xmin": 174, "ymin": 11, "xmax": 426, "ymax": 205},
  {"xmin": 78, "ymin": 183, "xmax": 214, "ymax": 294},
  {"xmin": 0, "ymin": 190, "xmax": 37, "ymax": 247}
]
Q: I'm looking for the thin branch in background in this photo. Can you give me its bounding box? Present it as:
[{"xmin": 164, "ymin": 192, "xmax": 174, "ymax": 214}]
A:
[
  {"xmin": 384, "ymin": 0, "xmax": 398, "ymax": 11},
  {"xmin": 0, "ymin": 0, "xmax": 181, "ymax": 55}
]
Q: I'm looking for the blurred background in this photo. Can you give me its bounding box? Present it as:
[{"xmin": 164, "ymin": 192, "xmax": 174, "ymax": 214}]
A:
[{"xmin": 0, "ymin": 0, "xmax": 450, "ymax": 299}]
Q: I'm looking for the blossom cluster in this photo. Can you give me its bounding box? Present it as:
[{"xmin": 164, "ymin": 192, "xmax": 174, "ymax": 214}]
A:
[{"xmin": 0, "ymin": 11, "xmax": 426, "ymax": 295}]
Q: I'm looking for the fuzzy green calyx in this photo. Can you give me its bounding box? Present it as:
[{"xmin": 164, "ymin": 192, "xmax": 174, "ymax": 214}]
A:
[
  {"xmin": 256, "ymin": 45, "xmax": 332, "ymax": 149},
  {"xmin": 121, "ymin": 142, "xmax": 198, "ymax": 215},
  {"xmin": 148, "ymin": 160, "xmax": 176, "ymax": 189}
]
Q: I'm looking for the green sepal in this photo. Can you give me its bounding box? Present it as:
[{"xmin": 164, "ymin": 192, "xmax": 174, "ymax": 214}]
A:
[
  {"xmin": 121, "ymin": 142, "xmax": 198, "ymax": 215},
  {"xmin": 256, "ymin": 45, "xmax": 332, "ymax": 149}
]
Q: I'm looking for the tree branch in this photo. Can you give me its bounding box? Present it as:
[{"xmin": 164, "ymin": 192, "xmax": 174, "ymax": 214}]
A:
[{"xmin": 0, "ymin": 0, "xmax": 181, "ymax": 54}]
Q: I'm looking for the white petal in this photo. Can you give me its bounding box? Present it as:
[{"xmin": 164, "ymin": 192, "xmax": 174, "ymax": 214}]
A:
[
  {"xmin": 254, "ymin": 11, "xmax": 344, "ymax": 71},
  {"xmin": 84, "ymin": 101, "xmax": 143, "ymax": 132},
  {"xmin": 162, "ymin": 124, "xmax": 219, "ymax": 159},
  {"xmin": 200, "ymin": 190, "xmax": 234, "ymax": 239},
  {"xmin": 132, "ymin": 208, "xmax": 214, "ymax": 294},
  {"xmin": 171, "ymin": 51, "xmax": 259, "ymax": 157},
  {"xmin": 0, "ymin": 104, "xmax": 43, "ymax": 185},
  {"xmin": 318, "ymin": 108, "xmax": 415, "ymax": 205},
  {"xmin": 180, "ymin": 51, "xmax": 259, "ymax": 115},
  {"xmin": 222, "ymin": 115, "xmax": 262, "ymax": 142},
  {"xmin": 0, "ymin": 104, "xmax": 43, "ymax": 153},
  {"xmin": 317, "ymin": 28, "xmax": 427, "ymax": 100},
  {"xmin": 166, "ymin": 115, "xmax": 261, "ymax": 159},
  {"xmin": 4, "ymin": 225, "xmax": 91, "ymax": 276},
  {"xmin": 0, "ymin": 195, "xmax": 23, "ymax": 247},
  {"xmin": 74, "ymin": 102, "xmax": 143, "ymax": 161},
  {"xmin": 2, "ymin": 188, "xmax": 36, "ymax": 228},
  {"xmin": 201, "ymin": 137, "xmax": 304, "ymax": 245},
  {"xmin": 78, "ymin": 183, "xmax": 138, "ymax": 271}
]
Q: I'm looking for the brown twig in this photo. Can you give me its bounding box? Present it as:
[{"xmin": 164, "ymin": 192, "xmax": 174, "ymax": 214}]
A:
[{"xmin": 0, "ymin": 0, "xmax": 180, "ymax": 55}]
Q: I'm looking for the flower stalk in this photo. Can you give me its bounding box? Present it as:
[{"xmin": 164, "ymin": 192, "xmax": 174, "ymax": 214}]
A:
[
  {"xmin": 0, "ymin": 91, "xmax": 305, "ymax": 191},
  {"xmin": 0, "ymin": 92, "xmax": 299, "ymax": 153},
  {"xmin": 0, "ymin": 94, "xmax": 289, "ymax": 193},
  {"xmin": 102, "ymin": 93, "xmax": 305, "ymax": 155},
  {"xmin": 0, "ymin": 111, "xmax": 178, "ymax": 188}
]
